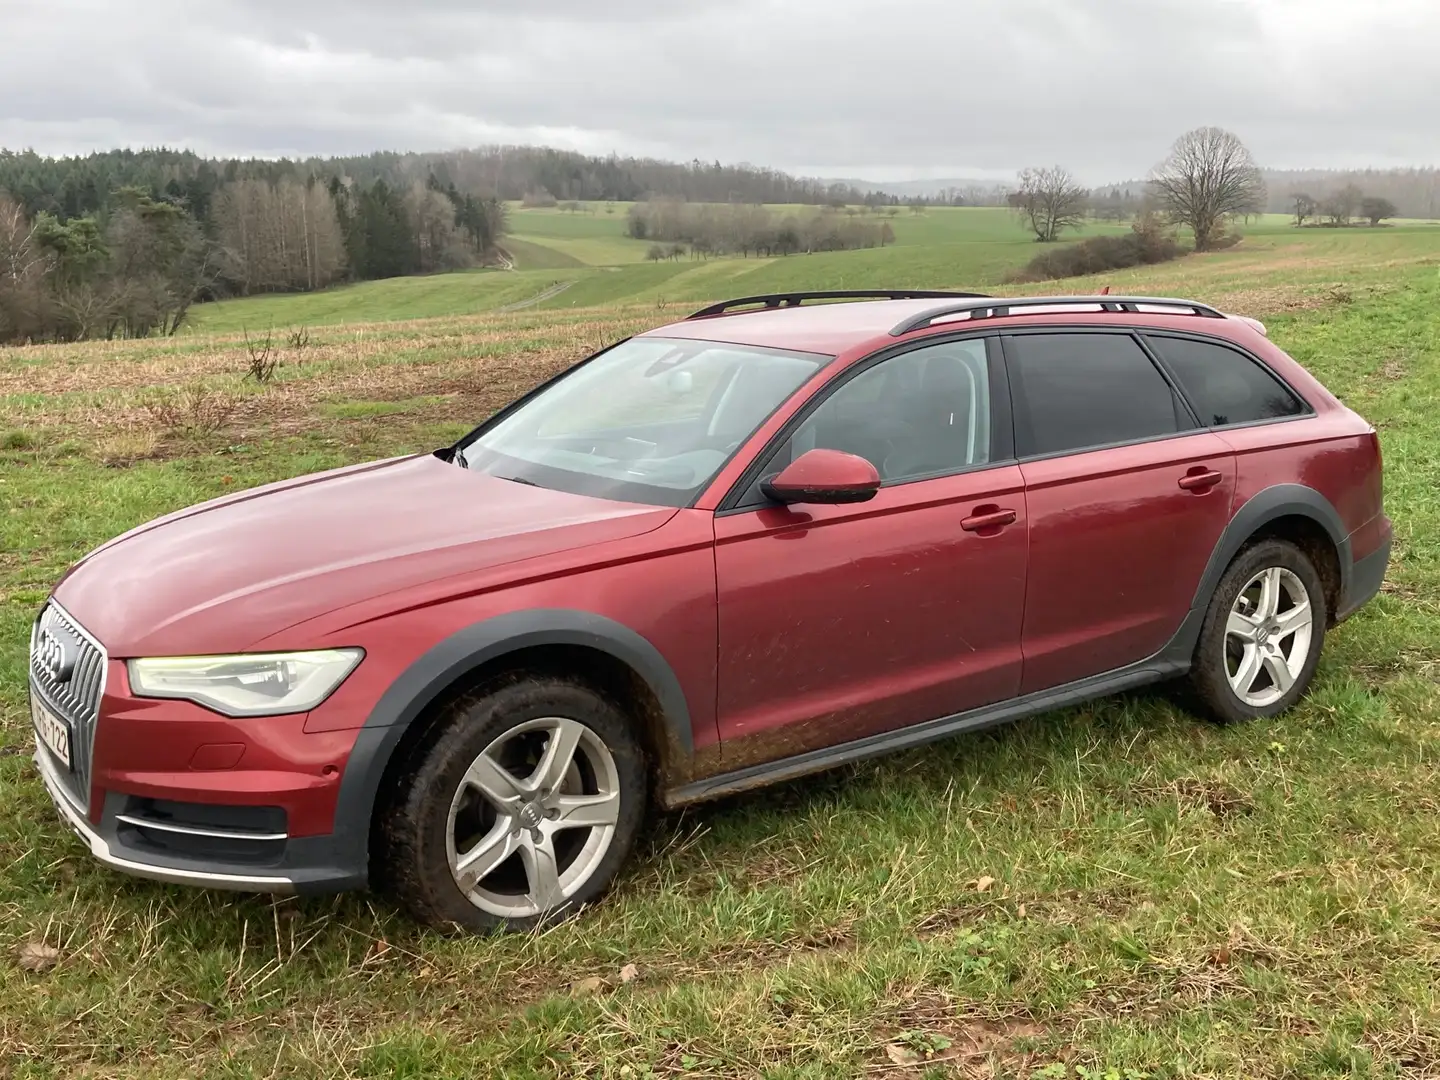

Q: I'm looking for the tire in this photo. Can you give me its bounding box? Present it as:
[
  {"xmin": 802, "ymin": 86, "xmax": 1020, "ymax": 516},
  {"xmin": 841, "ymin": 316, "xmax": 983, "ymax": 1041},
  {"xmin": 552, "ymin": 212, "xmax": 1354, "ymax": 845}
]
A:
[
  {"xmin": 1189, "ymin": 538, "xmax": 1327, "ymax": 724},
  {"xmin": 375, "ymin": 676, "xmax": 648, "ymax": 934}
]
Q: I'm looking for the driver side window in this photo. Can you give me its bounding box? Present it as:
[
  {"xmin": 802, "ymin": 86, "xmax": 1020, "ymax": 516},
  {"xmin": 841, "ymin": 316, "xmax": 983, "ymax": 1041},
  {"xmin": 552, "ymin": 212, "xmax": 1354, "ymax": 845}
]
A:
[{"xmin": 759, "ymin": 338, "xmax": 992, "ymax": 496}]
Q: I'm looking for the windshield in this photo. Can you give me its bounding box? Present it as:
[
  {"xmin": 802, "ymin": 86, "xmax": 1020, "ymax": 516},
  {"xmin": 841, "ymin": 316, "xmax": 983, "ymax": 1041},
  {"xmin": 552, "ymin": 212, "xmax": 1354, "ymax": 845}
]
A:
[{"xmin": 457, "ymin": 336, "xmax": 831, "ymax": 506}]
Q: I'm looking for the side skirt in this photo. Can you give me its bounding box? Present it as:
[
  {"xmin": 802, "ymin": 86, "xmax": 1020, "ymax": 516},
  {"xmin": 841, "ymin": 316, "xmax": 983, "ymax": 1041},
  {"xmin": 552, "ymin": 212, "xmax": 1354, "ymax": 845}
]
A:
[{"xmin": 661, "ymin": 654, "xmax": 1191, "ymax": 809}]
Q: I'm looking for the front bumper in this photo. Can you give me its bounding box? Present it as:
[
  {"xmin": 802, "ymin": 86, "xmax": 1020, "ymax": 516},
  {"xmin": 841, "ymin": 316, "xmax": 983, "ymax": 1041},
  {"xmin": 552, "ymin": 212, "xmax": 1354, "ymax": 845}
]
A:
[
  {"xmin": 37, "ymin": 743, "xmax": 370, "ymax": 893},
  {"xmin": 32, "ymin": 663, "xmax": 374, "ymax": 894},
  {"xmin": 37, "ymin": 746, "xmax": 299, "ymax": 892}
]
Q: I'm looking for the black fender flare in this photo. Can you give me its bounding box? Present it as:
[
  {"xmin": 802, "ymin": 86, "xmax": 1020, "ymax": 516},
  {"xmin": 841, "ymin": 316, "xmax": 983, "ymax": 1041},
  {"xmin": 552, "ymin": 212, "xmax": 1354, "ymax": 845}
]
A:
[
  {"xmin": 1190, "ymin": 484, "xmax": 1350, "ymax": 611},
  {"xmin": 1158, "ymin": 483, "xmax": 1351, "ymax": 668},
  {"xmin": 324, "ymin": 609, "xmax": 694, "ymax": 887}
]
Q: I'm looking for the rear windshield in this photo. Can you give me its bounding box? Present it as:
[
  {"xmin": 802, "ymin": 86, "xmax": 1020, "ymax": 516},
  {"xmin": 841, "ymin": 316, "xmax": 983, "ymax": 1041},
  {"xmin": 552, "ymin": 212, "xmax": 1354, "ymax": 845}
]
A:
[{"xmin": 457, "ymin": 336, "xmax": 832, "ymax": 506}]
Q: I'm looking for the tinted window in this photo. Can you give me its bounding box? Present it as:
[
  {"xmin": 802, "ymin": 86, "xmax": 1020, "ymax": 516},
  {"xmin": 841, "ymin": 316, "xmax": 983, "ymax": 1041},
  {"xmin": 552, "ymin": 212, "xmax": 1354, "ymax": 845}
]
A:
[
  {"xmin": 1006, "ymin": 333, "xmax": 1184, "ymax": 457},
  {"xmin": 765, "ymin": 338, "xmax": 991, "ymax": 488},
  {"xmin": 1147, "ymin": 335, "xmax": 1306, "ymax": 427}
]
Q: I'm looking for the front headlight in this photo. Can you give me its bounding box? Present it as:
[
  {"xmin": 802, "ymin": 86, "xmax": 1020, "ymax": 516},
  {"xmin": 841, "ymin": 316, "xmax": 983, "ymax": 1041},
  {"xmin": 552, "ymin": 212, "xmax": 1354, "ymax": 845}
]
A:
[{"xmin": 128, "ymin": 649, "xmax": 364, "ymax": 717}]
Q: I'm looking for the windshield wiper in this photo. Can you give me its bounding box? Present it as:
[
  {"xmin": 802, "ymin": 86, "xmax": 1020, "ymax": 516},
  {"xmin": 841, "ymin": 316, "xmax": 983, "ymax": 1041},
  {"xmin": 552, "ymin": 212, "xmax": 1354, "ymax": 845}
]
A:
[{"xmin": 497, "ymin": 475, "xmax": 538, "ymax": 487}]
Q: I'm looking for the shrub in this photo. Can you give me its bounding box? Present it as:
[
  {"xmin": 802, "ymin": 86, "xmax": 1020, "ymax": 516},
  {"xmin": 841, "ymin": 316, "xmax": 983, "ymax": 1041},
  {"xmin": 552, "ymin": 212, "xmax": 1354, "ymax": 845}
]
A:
[
  {"xmin": 1008, "ymin": 215, "xmax": 1184, "ymax": 282},
  {"xmin": 142, "ymin": 383, "xmax": 242, "ymax": 439},
  {"xmin": 243, "ymin": 327, "xmax": 279, "ymax": 382}
]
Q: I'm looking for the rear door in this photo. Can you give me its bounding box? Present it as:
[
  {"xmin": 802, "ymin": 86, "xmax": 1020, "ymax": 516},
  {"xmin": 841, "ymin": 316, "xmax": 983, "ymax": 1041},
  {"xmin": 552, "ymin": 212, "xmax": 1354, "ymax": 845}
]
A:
[
  {"xmin": 713, "ymin": 336, "xmax": 1028, "ymax": 762},
  {"xmin": 1002, "ymin": 329, "xmax": 1236, "ymax": 694}
]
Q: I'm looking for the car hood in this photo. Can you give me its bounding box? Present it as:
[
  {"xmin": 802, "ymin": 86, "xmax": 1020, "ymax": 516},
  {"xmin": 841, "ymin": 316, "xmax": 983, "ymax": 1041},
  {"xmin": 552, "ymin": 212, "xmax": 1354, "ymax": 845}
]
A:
[{"xmin": 53, "ymin": 454, "xmax": 675, "ymax": 656}]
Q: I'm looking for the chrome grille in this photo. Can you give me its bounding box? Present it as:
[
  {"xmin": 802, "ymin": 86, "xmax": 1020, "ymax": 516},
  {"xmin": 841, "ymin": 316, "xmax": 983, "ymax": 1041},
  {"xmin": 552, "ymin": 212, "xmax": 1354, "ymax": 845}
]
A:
[{"xmin": 29, "ymin": 601, "xmax": 107, "ymax": 809}]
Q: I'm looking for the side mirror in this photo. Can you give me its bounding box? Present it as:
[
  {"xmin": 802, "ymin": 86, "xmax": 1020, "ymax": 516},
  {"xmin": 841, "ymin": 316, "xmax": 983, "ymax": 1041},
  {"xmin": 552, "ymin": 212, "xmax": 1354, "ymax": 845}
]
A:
[{"xmin": 762, "ymin": 448, "xmax": 881, "ymax": 505}]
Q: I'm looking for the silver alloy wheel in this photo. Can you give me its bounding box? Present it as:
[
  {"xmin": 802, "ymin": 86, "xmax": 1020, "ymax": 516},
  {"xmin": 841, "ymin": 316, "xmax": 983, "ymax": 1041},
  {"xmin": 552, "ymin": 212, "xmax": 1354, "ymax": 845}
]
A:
[
  {"xmin": 1224, "ymin": 566, "xmax": 1314, "ymax": 708},
  {"xmin": 446, "ymin": 716, "xmax": 621, "ymax": 919}
]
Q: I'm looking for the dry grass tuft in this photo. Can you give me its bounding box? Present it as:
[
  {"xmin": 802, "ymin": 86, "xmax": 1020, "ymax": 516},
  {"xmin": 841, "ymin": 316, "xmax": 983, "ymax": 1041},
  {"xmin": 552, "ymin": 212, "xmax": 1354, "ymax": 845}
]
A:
[{"xmin": 91, "ymin": 429, "xmax": 163, "ymax": 467}]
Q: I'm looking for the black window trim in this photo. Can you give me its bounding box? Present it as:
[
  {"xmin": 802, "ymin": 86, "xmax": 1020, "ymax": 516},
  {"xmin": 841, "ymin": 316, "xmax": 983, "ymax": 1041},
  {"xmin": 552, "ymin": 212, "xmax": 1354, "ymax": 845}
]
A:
[
  {"xmin": 1139, "ymin": 328, "xmax": 1316, "ymax": 433},
  {"xmin": 715, "ymin": 329, "xmax": 1015, "ymax": 515},
  {"xmin": 998, "ymin": 325, "xmax": 1208, "ymax": 464}
]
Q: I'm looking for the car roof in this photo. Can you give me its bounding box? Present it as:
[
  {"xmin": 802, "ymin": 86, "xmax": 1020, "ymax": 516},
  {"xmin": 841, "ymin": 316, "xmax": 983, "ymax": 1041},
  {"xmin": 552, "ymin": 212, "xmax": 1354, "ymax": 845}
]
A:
[
  {"xmin": 646, "ymin": 299, "xmax": 961, "ymax": 354},
  {"xmin": 644, "ymin": 296, "xmax": 1263, "ymax": 356}
]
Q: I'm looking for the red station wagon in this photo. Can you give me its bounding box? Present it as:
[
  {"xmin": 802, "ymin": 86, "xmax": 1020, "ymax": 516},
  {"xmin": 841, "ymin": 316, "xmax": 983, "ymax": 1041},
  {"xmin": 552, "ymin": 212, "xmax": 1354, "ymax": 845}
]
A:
[{"xmin": 29, "ymin": 290, "xmax": 1391, "ymax": 932}]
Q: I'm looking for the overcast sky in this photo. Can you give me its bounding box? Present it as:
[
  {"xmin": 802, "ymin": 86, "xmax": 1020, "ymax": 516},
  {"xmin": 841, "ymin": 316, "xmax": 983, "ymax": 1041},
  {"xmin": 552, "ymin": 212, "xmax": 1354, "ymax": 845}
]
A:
[{"xmin": 2, "ymin": 0, "xmax": 1437, "ymax": 182}]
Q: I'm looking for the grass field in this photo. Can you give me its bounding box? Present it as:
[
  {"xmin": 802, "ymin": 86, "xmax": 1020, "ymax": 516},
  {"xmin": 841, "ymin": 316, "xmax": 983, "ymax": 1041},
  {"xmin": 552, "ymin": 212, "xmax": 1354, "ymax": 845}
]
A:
[
  {"xmin": 3, "ymin": 219, "xmax": 1440, "ymax": 1077},
  {"xmin": 185, "ymin": 208, "xmax": 1439, "ymax": 334},
  {"xmin": 505, "ymin": 205, "xmax": 658, "ymax": 266}
]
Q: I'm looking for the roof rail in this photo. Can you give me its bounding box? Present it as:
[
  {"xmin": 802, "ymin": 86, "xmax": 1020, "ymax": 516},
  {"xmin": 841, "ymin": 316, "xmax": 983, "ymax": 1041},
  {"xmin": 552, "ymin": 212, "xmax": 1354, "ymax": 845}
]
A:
[
  {"xmin": 686, "ymin": 289, "xmax": 991, "ymax": 320},
  {"xmin": 889, "ymin": 295, "xmax": 1227, "ymax": 337}
]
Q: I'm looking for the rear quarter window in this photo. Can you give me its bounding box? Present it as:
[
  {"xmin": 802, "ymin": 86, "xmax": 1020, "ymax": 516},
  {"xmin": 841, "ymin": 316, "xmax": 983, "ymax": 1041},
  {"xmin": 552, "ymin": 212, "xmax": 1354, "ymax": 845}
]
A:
[{"xmin": 1146, "ymin": 334, "xmax": 1307, "ymax": 427}]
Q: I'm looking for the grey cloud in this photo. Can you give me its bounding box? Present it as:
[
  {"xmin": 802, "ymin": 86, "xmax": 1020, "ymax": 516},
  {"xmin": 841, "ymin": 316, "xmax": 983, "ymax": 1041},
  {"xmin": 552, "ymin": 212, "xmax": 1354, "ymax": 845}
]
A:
[{"xmin": 2, "ymin": 0, "xmax": 1437, "ymax": 178}]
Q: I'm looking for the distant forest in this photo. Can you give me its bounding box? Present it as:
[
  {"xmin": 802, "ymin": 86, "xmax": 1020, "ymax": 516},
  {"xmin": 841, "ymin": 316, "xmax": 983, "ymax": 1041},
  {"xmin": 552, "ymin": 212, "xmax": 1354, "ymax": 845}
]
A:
[
  {"xmin": 1093, "ymin": 168, "xmax": 1440, "ymax": 222},
  {"xmin": 0, "ymin": 146, "xmax": 876, "ymax": 343},
  {"xmin": 1260, "ymin": 168, "xmax": 1440, "ymax": 220}
]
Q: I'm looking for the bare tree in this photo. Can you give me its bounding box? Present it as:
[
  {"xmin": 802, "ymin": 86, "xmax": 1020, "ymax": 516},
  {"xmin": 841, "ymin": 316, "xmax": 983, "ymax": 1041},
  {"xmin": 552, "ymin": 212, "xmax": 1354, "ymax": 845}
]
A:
[
  {"xmin": 1013, "ymin": 166, "xmax": 1090, "ymax": 242},
  {"xmin": 1322, "ymin": 183, "xmax": 1364, "ymax": 225},
  {"xmin": 1150, "ymin": 127, "xmax": 1266, "ymax": 251},
  {"xmin": 212, "ymin": 179, "xmax": 345, "ymax": 294},
  {"xmin": 0, "ymin": 196, "xmax": 51, "ymax": 342},
  {"xmin": 1291, "ymin": 192, "xmax": 1317, "ymax": 227}
]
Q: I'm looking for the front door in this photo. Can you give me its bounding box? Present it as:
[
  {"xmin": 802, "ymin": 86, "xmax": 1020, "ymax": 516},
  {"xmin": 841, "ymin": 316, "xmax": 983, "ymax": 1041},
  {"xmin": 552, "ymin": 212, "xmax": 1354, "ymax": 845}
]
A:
[{"xmin": 713, "ymin": 336, "xmax": 1029, "ymax": 766}]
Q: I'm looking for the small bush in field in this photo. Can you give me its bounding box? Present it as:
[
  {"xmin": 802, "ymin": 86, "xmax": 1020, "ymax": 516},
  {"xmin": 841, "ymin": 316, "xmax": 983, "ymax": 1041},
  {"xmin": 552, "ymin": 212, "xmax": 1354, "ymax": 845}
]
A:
[
  {"xmin": 1009, "ymin": 213, "xmax": 1186, "ymax": 282},
  {"xmin": 142, "ymin": 383, "xmax": 242, "ymax": 439}
]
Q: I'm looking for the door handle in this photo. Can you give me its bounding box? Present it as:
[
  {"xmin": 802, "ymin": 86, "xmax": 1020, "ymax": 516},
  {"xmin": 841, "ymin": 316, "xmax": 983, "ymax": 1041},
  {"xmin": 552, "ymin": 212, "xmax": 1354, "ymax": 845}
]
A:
[
  {"xmin": 1178, "ymin": 468, "xmax": 1223, "ymax": 492},
  {"xmin": 961, "ymin": 507, "xmax": 1017, "ymax": 533}
]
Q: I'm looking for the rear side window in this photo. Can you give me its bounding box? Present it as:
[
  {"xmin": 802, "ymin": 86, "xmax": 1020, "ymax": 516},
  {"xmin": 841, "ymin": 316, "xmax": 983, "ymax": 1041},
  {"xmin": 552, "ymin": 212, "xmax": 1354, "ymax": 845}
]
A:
[
  {"xmin": 1147, "ymin": 335, "xmax": 1306, "ymax": 427},
  {"xmin": 1005, "ymin": 332, "xmax": 1187, "ymax": 457}
]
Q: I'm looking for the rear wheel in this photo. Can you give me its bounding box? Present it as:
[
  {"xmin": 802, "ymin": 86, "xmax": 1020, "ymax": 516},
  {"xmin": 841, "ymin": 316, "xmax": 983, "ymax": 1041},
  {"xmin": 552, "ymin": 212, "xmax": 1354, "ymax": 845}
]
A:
[
  {"xmin": 1189, "ymin": 539, "xmax": 1326, "ymax": 724},
  {"xmin": 377, "ymin": 677, "xmax": 647, "ymax": 933}
]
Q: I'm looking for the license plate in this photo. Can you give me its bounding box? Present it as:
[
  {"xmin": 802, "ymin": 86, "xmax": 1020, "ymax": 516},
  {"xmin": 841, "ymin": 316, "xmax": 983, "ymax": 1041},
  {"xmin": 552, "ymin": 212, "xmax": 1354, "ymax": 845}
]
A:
[{"xmin": 31, "ymin": 696, "xmax": 72, "ymax": 770}]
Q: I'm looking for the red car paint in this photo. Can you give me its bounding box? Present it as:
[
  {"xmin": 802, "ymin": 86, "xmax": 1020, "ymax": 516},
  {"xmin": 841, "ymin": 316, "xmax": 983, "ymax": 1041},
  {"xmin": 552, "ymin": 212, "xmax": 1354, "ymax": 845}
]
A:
[
  {"xmin": 1016, "ymin": 431, "xmax": 1238, "ymax": 693},
  {"xmin": 91, "ymin": 664, "xmax": 352, "ymax": 836},
  {"xmin": 56, "ymin": 455, "xmax": 676, "ymax": 657},
  {"xmin": 33, "ymin": 297, "xmax": 1390, "ymax": 889},
  {"xmin": 714, "ymin": 463, "xmax": 1028, "ymax": 755}
]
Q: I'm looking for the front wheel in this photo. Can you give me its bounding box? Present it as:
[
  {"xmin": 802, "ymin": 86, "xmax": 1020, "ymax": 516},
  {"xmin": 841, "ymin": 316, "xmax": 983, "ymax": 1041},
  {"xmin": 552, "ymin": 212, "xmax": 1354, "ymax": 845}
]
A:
[
  {"xmin": 1189, "ymin": 539, "xmax": 1326, "ymax": 724},
  {"xmin": 376, "ymin": 677, "xmax": 648, "ymax": 933}
]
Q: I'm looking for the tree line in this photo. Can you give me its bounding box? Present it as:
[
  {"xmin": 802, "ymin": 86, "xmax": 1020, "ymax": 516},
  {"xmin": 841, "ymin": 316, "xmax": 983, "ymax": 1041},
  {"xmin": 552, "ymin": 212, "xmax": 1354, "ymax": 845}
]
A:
[
  {"xmin": 1262, "ymin": 168, "xmax": 1440, "ymax": 220},
  {"xmin": 0, "ymin": 144, "xmax": 889, "ymax": 345},
  {"xmin": 1288, "ymin": 186, "xmax": 1398, "ymax": 228},
  {"xmin": 0, "ymin": 146, "xmax": 873, "ymax": 225},
  {"xmin": 627, "ymin": 199, "xmax": 896, "ymax": 259},
  {"xmin": 0, "ymin": 174, "xmax": 507, "ymax": 344},
  {"xmin": 1, "ymin": 187, "xmax": 218, "ymax": 343}
]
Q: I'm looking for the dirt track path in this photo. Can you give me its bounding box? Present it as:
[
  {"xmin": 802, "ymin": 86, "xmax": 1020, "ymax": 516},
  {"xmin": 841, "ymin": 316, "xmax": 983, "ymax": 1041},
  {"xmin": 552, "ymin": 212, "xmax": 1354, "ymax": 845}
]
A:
[{"xmin": 498, "ymin": 281, "xmax": 573, "ymax": 312}]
